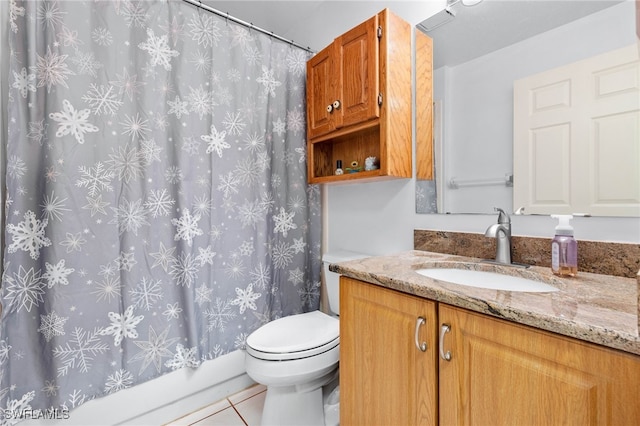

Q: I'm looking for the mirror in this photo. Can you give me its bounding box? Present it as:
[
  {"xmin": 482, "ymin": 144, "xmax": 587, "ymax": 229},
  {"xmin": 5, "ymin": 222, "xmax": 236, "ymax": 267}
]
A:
[{"xmin": 415, "ymin": 0, "xmax": 638, "ymax": 216}]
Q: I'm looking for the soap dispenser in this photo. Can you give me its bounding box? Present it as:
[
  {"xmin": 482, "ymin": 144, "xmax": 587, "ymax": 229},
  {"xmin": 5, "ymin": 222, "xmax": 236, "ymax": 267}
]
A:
[{"xmin": 550, "ymin": 215, "xmax": 578, "ymax": 277}]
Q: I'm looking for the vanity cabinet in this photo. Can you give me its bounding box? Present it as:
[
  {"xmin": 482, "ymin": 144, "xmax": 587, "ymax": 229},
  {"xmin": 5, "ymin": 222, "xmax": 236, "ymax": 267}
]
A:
[
  {"xmin": 340, "ymin": 277, "xmax": 640, "ymax": 425},
  {"xmin": 438, "ymin": 304, "xmax": 640, "ymax": 425},
  {"xmin": 340, "ymin": 277, "xmax": 438, "ymax": 426},
  {"xmin": 306, "ymin": 9, "xmax": 416, "ymax": 184}
]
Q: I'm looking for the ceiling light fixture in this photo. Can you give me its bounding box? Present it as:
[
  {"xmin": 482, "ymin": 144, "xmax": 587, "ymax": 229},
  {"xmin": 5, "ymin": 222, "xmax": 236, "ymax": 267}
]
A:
[
  {"xmin": 418, "ymin": 0, "xmax": 457, "ymax": 32},
  {"xmin": 417, "ymin": 0, "xmax": 484, "ymax": 32}
]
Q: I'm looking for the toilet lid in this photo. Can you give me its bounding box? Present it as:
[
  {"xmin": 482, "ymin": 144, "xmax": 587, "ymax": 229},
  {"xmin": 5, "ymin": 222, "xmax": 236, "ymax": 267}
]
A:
[{"xmin": 246, "ymin": 311, "xmax": 339, "ymax": 360}]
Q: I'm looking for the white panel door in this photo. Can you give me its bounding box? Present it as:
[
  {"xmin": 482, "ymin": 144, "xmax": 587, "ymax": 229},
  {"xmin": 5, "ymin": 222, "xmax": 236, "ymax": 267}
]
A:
[{"xmin": 514, "ymin": 44, "xmax": 639, "ymax": 217}]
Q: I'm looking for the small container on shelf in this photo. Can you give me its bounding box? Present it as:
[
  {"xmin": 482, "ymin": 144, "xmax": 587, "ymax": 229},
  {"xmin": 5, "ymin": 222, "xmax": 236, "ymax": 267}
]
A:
[
  {"xmin": 346, "ymin": 160, "xmax": 362, "ymax": 173},
  {"xmin": 364, "ymin": 156, "xmax": 379, "ymax": 171}
]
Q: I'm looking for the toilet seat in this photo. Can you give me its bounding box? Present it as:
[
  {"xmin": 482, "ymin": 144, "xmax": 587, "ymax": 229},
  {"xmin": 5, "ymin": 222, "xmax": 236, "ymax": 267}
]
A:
[{"xmin": 246, "ymin": 311, "xmax": 339, "ymax": 361}]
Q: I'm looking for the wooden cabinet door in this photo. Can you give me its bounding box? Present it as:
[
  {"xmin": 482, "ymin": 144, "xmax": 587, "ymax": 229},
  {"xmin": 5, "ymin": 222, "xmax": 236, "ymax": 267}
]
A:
[
  {"xmin": 513, "ymin": 45, "xmax": 640, "ymax": 217},
  {"xmin": 340, "ymin": 277, "xmax": 437, "ymax": 426},
  {"xmin": 306, "ymin": 43, "xmax": 336, "ymax": 139},
  {"xmin": 439, "ymin": 304, "xmax": 640, "ymax": 425},
  {"xmin": 336, "ymin": 15, "xmax": 380, "ymax": 130}
]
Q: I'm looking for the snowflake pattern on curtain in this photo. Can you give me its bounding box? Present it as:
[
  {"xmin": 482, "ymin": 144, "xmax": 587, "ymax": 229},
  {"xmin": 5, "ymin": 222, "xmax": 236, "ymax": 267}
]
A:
[{"xmin": 1, "ymin": 0, "xmax": 321, "ymax": 421}]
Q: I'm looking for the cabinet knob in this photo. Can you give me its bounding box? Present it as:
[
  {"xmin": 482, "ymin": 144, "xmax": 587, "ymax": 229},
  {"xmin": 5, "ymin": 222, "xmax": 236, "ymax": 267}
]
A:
[
  {"xmin": 439, "ymin": 324, "xmax": 452, "ymax": 361},
  {"xmin": 414, "ymin": 317, "xmax": 427, "ymax": 352},
  {"xmin": 332, "ymin": 100, "xmax": 341, "ymax": 110},
  {"xmin": 326, "ymin": 104, "xmax": 333, "ymax": 113}
]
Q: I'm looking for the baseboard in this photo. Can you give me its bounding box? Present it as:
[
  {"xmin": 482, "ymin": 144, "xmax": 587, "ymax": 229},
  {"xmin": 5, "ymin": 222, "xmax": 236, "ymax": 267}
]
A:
[{"xmin": 22, "ymin": 350, "xmax": 254, "ymax": 426}]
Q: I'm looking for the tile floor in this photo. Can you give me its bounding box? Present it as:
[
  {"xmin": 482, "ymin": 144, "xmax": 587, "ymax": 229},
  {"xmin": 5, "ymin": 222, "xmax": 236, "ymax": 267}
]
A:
[{"xmin": 166, "ymin": 384, "xmax": 266, "ymax": 425}]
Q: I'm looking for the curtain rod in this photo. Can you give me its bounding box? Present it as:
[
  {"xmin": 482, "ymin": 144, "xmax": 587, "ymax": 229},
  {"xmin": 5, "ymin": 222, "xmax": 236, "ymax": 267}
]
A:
[{"xmin": 181, "ymin": 0, "xmax": 315, "ymax": 53}]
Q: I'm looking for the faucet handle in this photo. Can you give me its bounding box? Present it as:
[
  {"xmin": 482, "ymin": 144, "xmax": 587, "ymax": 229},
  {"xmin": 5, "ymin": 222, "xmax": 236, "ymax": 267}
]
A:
[{"xmin": 494, "ymin": 207, "xmax": 511, "ymax": 224}]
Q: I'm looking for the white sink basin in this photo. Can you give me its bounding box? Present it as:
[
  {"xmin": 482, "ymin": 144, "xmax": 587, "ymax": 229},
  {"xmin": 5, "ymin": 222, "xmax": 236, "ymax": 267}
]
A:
[{"xmin": 416, "ymin": 268, "xmax": 558, "ymax": 293}]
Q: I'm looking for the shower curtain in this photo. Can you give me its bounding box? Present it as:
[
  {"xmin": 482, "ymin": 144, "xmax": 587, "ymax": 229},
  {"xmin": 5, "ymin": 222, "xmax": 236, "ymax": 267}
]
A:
[{"xmin": 0, "ymin": 0, "xmax": 320, "ymax": 421}]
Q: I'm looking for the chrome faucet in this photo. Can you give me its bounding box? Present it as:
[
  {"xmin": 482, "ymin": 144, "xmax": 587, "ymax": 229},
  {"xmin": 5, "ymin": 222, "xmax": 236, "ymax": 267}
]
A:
[{"xmin": 484, "ymin": 207, "xmax": 512, "ymax": 265}]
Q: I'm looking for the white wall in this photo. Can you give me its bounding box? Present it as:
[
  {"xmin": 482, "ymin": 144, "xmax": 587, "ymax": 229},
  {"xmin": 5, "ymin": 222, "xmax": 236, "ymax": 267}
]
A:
[
  {"xmin": 326, "ymin": 1, "xmax": 640, "ymax": 255},
  {"xmin": 326, "ymin": 179, "xmax": 417, "ymax": 255}
]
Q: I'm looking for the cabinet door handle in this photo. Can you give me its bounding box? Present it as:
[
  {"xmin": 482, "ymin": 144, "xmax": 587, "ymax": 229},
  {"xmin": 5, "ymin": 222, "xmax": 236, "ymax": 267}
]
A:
[
  {"xmin": 326, "ymin": 104, "xmax": 333, "ymax": 113},
  {"xmin": 332, "ymin": 100, "xmax": 341, "ymax": 110},
  {"xmin": 439, "ymin": 324, "xmax": 452, "ymax": 361},
  {"xmin": 414, "ymin": 317, "xmax": 427, "ymax": 352}
]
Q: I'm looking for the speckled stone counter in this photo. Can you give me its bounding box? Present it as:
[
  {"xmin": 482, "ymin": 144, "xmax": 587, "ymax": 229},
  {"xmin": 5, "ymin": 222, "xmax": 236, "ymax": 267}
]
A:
[{"xmin": 330, "ymin": 250, "xmax": 640, "ymax": 356}]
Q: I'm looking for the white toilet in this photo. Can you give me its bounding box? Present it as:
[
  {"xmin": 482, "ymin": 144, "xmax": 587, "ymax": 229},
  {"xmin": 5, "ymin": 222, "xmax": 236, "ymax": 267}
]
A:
[{"xmin": 245, "ymin": 250, "xmax": 368, "ymax": 426}]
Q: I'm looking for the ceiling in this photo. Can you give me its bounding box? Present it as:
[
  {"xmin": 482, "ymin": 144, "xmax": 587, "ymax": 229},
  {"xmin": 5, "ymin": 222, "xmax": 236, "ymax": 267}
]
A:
[
  {"xmin": 202, "ymin": 0, "xmax": 625, "ymax": 66},
  {"xmin": 421, "ymin": 0, "xmax": 625, "ymax": 68},
  {"xmin": 203, "ymin": 1, "xmax": 436, "ymax": 51}
]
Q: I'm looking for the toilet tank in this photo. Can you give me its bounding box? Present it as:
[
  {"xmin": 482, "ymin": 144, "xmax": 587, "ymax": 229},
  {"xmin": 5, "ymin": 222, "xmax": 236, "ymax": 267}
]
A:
[{"xmin": 322, "ymin": 250, "xmax": 370, "ymax": 316}]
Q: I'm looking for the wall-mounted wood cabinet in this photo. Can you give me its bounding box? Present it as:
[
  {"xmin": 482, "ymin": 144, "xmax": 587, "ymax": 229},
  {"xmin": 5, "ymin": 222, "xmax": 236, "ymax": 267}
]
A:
[
  {"xmin": 341, "ymin": 277, "xmax": 640, "ymax": 424},
  {"xmin": 306, "ymin": 9, "xmax": 417, "ymax": 184}
]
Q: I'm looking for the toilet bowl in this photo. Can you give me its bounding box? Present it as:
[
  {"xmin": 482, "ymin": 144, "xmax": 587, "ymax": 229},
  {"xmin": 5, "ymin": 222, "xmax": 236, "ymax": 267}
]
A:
[{"xmin": 244, "ymin": 250, "xmax": 369, "ymax": 426}]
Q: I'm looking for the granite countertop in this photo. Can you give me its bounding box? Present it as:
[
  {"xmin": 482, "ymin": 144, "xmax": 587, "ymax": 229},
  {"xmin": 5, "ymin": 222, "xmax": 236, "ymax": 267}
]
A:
[{"xmin": 330, "ymin": 250, "xmax": 640, "ymax": 356}]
